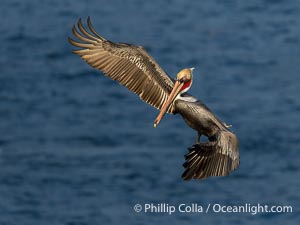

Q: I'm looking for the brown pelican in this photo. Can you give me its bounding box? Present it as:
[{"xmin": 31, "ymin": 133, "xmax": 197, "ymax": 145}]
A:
[{"xmin": 68, "ymin": 17, "xmax": 239, "ymax": 180}]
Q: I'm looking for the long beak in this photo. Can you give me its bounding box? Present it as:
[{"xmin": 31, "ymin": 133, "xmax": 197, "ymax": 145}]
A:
[{"xmin": 154, "ymin": 80, "xmax": 183, "ymax": 127}]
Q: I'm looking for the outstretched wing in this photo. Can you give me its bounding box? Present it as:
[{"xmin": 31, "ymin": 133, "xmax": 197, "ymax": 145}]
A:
[
  {"xmin": 182, "ymin": 131, "xmax": 239, "ymax": 180},
  {"xmin": 68, "ymin": 17, "xmax": 175, "ymax": 113}
]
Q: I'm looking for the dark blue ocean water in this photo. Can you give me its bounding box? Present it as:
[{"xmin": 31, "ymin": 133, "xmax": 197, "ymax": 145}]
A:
[{"xmin": 0, "ymin": 0, "xmax": 299, "ymax": 224}]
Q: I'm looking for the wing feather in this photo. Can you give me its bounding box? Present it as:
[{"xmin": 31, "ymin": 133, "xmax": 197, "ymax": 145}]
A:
[
  {"xmin": 182, "ymin": 132, "xmax": 239, "ymax": 180},
  {"xmin": 69, "ymin": 18, "xmax": 175, "ymax": 112}
]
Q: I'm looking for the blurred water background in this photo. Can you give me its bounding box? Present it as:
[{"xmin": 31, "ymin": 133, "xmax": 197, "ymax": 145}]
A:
[{"xmin": 0, "ymin": 0, "xmax": 299, "ymax": 224}]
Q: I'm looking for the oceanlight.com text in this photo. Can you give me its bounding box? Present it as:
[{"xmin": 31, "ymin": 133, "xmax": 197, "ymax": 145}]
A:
[{"xmin": 133, "ymin": 203, "xmax": 293, "ymax": 215}]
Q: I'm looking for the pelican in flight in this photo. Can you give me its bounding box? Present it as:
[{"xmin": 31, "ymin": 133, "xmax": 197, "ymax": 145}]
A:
[{"xmin": 69, "ymin": 18, "xmax": 239, "ymax": 180}]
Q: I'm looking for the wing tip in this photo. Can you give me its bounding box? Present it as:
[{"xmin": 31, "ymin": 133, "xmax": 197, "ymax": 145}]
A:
[
  {"xmin": 70, "ymin": 17, "xmax": 106, "ymax": 44},
  {"xmin": 87, "ymin": 16, "xmax": 91, "ymax": 24},
  {"xmin": 77, "ymin": 17, "xmax": 82, "ymax": 27},
  {"xmin": 68, "ymin": 36, "xmax": 75, "ymax": 45}
]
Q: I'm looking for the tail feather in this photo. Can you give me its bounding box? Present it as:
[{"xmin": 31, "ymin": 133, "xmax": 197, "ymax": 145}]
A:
[{"xmin": 182, "ymin": 130, "xmax": 239, "ymax": 180}]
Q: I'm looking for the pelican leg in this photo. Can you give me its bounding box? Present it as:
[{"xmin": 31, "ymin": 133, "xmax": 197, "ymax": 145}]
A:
[{"xmin": 196, "ymin": 133, "xmax": 201, "ymax": 145}]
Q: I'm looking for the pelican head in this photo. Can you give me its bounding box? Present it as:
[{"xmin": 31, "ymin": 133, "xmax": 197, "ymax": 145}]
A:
[
  {"xmin": 175, "ymin": 67, "xmax": 194, "ymax": 93},
  {"xmin": 154, "ymin": 67, "xmax": 194, "ymax": 127}
]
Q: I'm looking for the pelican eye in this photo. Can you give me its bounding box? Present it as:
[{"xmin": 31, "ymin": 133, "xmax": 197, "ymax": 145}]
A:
[
  {"xmin": 178, "ymin": 75, "xmax": 188, "ymax": 83},
  {"xmin": 181, "ymin": 78, "xmax": 190, "ymax": 83}
]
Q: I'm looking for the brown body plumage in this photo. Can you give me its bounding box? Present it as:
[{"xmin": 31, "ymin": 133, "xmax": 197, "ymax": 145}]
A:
[{"xmin": 69, "ymin": 17, "xmax": 240, "ymax": 180}]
